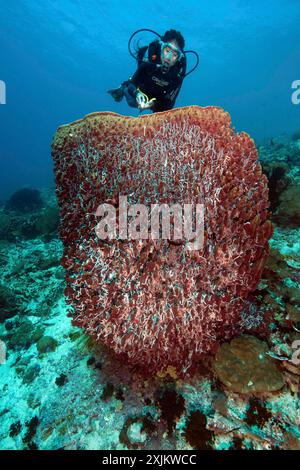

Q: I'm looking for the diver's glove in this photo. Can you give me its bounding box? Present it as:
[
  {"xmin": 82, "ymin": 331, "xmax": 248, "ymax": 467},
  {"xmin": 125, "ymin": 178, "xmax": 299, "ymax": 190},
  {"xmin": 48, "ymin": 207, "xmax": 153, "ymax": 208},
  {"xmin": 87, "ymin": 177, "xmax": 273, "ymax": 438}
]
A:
[
  {"xmin": 107, "ymin": 86, "xmax": 124, "ymax": 102},
  {"xmin": 136, "ymin": 89, "xmax": 156, "ymax": 110}
]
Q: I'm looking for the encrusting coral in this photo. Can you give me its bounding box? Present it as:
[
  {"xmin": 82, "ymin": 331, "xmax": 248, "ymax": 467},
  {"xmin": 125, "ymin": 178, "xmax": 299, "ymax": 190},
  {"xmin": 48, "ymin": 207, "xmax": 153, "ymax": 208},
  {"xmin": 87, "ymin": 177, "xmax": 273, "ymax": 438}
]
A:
[
  {"xmin": 213, "ymin": 335, "xmax": 285, "ymax": 394},
  {"xmin": 51, "ymin": 105, "xmax": 273, "ymax": 377}
]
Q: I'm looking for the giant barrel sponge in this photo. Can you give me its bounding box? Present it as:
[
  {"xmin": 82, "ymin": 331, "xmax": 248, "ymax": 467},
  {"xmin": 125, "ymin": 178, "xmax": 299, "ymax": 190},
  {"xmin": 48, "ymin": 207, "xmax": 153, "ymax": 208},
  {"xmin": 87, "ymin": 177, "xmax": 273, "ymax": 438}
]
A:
[{"xmin": 51, "ymin": 105, "xmax": 273, "ymax": 377}]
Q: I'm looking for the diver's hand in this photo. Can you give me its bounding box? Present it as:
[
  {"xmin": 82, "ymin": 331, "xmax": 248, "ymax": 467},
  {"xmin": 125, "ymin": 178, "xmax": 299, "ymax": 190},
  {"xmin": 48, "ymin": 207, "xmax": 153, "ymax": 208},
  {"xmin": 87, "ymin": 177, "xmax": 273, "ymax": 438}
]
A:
[
  {"xmin": 136, "ymin": 91, "xmax": 156, "ymax": 110},
  {"xmin": 145, "ymin": 98, "xmax": 156, "ymax": 109},
  {"xmin": 138, "ymin": 98, "xmax": 156, "ymax": 110},
  {"xmin": 136, "ymin": 91, "xmax": 147, "ymax": 109}
]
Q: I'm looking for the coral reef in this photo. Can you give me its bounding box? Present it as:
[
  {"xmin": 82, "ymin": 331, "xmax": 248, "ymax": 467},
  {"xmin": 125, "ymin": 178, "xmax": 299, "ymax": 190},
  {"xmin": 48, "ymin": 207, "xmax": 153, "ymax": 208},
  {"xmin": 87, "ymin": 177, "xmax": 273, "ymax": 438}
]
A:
[
  {"xmin": 5, "ymin": 188, "xmax": 43, "ymax": 213},
  {"xmin": 259, "ymin": 134, "xmax": 300, "ymax": 229},
  {"xmin": 0, "ymin": 284, "xmax": 19, "ymax": 323},
  {"xmin": 34, "ymin": 205, "xmax": 60, "ymax": 240},
  {"xmin": 259, "ymin": 134, "xmax": 300, "ymax": 167},
  {"xmin": 0, "ymin": 204, "xmax": 59, "ymax": 242},
  {"xmin": 261, "ymin": 161, "xmax": 290, "ymax": 212},
  {"xmin": 1, "ymin": 131, "xmax": 299, "ymax": 451},
  {"xmin": 272, "ymin": 185, "xmax": 300, "ymax": 227},
  {"xmin": 213, "ymin": 335, "xmax": 284, "ymax": 394},
  {"xmin": 52, "ymin": 106, "xmax": 273, "ymax": 376}
]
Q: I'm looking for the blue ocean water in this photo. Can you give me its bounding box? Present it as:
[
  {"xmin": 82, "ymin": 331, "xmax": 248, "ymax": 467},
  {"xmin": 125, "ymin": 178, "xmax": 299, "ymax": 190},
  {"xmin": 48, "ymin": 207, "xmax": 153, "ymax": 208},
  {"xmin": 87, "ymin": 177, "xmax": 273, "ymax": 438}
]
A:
[{"xmin": 0, "ymin": 0, "xmax": 300, "ymax": 200}]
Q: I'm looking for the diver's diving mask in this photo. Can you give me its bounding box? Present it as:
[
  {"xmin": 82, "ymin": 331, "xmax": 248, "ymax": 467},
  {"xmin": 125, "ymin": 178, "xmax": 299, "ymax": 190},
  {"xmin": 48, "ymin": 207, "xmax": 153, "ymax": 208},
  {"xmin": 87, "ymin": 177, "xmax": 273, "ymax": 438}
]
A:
[{"xmin": 160, "ymin": 41, "xmax": 183, "ymax": 65}]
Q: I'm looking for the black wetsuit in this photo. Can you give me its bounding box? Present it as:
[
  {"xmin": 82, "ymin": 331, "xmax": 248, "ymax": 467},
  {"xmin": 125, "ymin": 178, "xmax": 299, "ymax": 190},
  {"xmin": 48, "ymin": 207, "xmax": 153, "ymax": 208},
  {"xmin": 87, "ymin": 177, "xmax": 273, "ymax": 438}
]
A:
[{"xmin": 123, "ymin": 40, "xmax": 186, "ymax": 112}]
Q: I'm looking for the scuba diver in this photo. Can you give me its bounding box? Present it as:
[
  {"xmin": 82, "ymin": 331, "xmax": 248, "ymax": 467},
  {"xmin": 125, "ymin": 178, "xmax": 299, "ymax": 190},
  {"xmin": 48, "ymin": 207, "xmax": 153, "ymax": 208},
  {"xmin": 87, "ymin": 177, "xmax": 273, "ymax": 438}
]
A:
[{"xmin": 107, "ymin": 28, "xmax": 199, "ymax": 113}]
